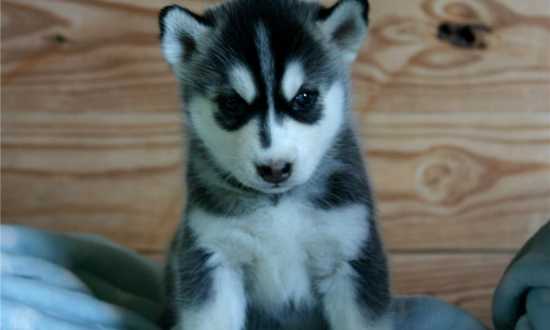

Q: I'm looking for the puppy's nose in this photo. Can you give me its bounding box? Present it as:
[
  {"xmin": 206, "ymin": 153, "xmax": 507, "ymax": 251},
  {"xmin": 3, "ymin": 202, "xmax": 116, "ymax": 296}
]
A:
[{"xmin": 256, "ymin": 161, "xmax": 293, "ymax": 184}]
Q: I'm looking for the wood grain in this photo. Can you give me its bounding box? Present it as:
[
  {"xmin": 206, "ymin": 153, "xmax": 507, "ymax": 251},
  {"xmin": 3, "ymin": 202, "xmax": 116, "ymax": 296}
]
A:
[
  {"xmin": 2, "ymin": 112, "xmax": 184, "ymax": 251},
  {"xmin": 351, "ymin": 0, "xmax": 550, "ymax": 113},
  {"xmin": 1, "ymin": 0, "xmax": 183, "ymax": 250},
  {"xmin": 363, "ymin": 112, "xmax": 550, "ymax": 250},
  {"xmin": 2, "ymin": 1, "xmax": 550, "ymax": 328}
]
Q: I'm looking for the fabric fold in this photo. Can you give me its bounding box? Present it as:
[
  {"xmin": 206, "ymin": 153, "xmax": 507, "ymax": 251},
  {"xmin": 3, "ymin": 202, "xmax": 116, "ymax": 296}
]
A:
[{"xmin": 492, "ymin": 221, "xmax": 550, "ymax": 330}]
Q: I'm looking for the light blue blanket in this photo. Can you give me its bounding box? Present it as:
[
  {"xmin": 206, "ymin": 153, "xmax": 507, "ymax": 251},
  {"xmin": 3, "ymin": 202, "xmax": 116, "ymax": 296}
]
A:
[
  {"xmin": 1, "ymin": 225, "xmax": 163, "ymax": 330},
  {"xmin": 492, "ymin": 221, "xmax": 550, "ymax": 330},
  {"xmin": 1, "ymin": 222, "xmax": 547, "ymax": 330}
]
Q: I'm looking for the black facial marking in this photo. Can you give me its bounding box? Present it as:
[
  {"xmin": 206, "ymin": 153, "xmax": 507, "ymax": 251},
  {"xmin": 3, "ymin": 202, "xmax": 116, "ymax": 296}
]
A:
[
  {"xmin": 214, "ymin": 94, "xmax": 255, "ymax": 131},
  {"xmin": 258, "ymin": 112, "xmax": 271, "ymax": 148}
]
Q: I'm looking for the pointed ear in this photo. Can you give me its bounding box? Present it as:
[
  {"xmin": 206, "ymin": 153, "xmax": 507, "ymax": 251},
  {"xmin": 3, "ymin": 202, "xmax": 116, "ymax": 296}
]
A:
[
  {"xmin": 318, "ymin": 0, "xmax": 369, "ymax": 64},
  {"xmin": 159, "ymin": 5, "xmax": 212, "ymax": 65}
]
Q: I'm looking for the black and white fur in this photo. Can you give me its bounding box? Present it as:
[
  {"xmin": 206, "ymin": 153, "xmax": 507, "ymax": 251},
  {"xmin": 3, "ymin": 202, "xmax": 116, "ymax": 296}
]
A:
[{"xmin": 159, "ymin": 1, "xmax": 390, "ymax": 329}]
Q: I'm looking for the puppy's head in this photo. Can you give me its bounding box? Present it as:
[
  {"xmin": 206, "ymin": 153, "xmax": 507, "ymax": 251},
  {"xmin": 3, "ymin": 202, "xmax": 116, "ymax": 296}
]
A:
[{"xmin": 160, "ymin": 0, "xmax": 369, "ymax": 194}]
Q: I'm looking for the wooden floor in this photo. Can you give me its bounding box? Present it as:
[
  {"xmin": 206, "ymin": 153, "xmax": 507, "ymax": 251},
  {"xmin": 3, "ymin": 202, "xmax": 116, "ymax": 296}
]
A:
[{"xmin": 2, "ymin": 0, "xmax": 550, "ymax": 327}]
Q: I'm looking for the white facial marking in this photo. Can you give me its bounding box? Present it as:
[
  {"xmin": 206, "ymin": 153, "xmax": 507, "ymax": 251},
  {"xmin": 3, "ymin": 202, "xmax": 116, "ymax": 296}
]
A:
[
  {"xmin": 281, "ymin": 61, "xmax": 305, "ymax": 101},
  {"xmin": 229, "ymin": 65, "xmax": 257, "ymax": 103}
]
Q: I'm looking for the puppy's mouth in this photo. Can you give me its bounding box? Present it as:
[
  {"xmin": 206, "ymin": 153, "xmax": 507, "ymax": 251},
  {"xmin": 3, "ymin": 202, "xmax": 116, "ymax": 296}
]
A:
[
  {"xmin": 241, "ymin": 177, "xmax": 295, "ymax": 195},
  {"xmin": 216, "ymin": 165, "xmax": 296, "ymax": 195},
  {"xmin": 222, "ymin": 172, "xmax": 292, "ymax": 195},
  {"xmin": 258, "ymin": 183, "xmax": 293, "ymax": 194}
]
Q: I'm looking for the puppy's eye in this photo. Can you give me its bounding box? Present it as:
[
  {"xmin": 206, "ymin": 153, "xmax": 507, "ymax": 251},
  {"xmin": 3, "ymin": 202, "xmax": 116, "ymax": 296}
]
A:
[
  {"xmin": 291, "ymin": 90, "xmax": 318, "ymax": 112},
  {"xmin": 218, "ymin": 94, "xmax": 246, "ymax": 114}
]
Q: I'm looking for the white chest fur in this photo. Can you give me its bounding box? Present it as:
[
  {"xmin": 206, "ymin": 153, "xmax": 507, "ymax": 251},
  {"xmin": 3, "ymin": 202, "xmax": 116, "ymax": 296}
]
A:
[{"xmin": 188, "ymin": 200, "xmax": 370, "ymax": 312}]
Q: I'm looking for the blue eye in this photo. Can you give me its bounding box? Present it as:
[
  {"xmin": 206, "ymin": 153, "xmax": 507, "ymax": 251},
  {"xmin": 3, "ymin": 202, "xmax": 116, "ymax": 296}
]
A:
[{"xmin": 291, "ymin": 90, "xmax": 318, "ymax": 111}]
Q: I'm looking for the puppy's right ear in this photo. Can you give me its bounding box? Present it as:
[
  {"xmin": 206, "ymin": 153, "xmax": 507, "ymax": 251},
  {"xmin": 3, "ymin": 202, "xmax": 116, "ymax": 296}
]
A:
[{"xmin": 159, "ymin": 5, "xmax": 212, "ymax": 65}]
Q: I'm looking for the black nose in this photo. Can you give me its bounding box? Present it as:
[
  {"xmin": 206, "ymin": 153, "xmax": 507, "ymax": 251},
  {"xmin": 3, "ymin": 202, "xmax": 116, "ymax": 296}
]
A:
[{"xmin": 256, "ymin": 161, "xmax": 293, "ymax": 184}]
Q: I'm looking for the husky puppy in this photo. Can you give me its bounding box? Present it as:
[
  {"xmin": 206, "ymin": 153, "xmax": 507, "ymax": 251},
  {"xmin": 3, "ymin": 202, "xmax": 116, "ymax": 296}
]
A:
[{"xmin": 159, "ymin": 0, "xmax": 390, "ymax": 329}]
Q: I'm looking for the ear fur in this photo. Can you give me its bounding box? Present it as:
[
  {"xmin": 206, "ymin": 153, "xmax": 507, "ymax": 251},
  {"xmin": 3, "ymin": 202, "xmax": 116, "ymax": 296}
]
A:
[
  {"xmin": 318, "ymin": 0, "xmax": 370, "ymax": 63},
  {"xmin": 159, "ymin": 5, "xmax": 212, "ymax": 65}
]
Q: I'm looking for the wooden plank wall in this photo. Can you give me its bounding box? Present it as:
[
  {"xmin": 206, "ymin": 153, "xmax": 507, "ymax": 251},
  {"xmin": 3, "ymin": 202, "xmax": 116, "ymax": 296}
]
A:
[{"xmin": 2, "ymin": 0, "xmax": 550, "ymax": 327}]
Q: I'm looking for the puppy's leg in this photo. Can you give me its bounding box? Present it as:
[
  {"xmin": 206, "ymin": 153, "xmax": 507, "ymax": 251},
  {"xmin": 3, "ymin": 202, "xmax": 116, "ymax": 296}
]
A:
[
  {"xmin": 175, "ymin": 260, "xmax": 246, "ymax": 330},
  {"xmin": 321, "ymin": 224, "xmax": 391, "ymax": 330},
  {"xmin": 321, "ymin": 263, "xmax": 391, "ymax": 330}
]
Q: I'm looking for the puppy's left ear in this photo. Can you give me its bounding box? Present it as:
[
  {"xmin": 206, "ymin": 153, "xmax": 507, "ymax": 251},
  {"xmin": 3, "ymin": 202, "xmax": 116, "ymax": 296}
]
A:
[
  {"xmin": 159, "ymin": 5, "xmax": 213, "ymax": 66},
  {"xmin": 318, "ymin": 0, "xmax": 369, "ymax": 64}
]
